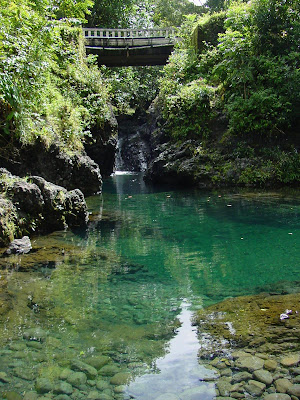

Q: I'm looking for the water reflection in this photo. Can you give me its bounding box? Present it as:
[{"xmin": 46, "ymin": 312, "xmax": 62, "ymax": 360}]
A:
[{"xmin": 126, "ymin": 301, "xmax": 216, "ymax": 400}]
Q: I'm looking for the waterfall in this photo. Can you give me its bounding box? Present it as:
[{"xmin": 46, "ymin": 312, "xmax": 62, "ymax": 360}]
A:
[{"xmin": 114, "ymin": 115, "xmax": 151, "ymax": 173}]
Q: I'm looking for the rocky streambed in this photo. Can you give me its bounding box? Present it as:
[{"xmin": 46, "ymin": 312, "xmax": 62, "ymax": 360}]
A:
[
  {"xmin": 1, "ymin": 281, "xmax": 300, "ymax": 400},
  {"xmin": 195, "ymin": 292, "xmax": 300, "ymax": 400}
]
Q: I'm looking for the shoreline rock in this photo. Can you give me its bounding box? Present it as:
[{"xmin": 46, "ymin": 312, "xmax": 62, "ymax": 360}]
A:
[{"xmin": 0, "ymin": 169, "xmax": 88, "ymax": 246}]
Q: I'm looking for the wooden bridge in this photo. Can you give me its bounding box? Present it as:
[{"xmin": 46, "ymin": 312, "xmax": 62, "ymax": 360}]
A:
[{"xmin": 83, "ymin": 28, "xmax": 177, "ymax": 67}]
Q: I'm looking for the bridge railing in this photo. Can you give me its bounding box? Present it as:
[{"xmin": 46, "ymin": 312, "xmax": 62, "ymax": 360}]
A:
[{"xmin": 83, "ymin": 28, "xmax": 177, "ymax": 39}]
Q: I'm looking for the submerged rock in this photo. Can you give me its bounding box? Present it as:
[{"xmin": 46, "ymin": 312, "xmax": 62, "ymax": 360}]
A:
[
  {"xmin": 244, "ymin": 379, "xmax": 266, "ymax": 396},
  {"xmin": 85, "ymin": 356, "xmax": 111, "ymax": 370},
  {"xmin": 71, "ymin": 359, "xmax": 98, "ymax": 379},
  {"xmin": 235, "ymin": 355, "xmax": 264, "ymax": 372},
  {"xmin": 23, "ymin": 327, "xmax": 47, "ymax": 342},
  {"xmin": 23, "ymin": 392, "xmax": 39, "ymax": 400},
  {"xmin": 66, "ymin": 371, "xmax": 87, "ymax": 388},
  {"xmin": 35, "ymin": 377, "xmax": 54, "ymax": 393},
  {"xmin": 1, "ymin": 391, "xmax": 23, "ymax": 400},
  {"xmin": 110, "ymin": 372, "xmax": 131, "ymax": 385},
  {"xmin": 253, "ymin": 369, "xmax": 273, "ymax": 385},
  {"xmin": 3, "ymin": 236, "xmax": 32, "ymax": 256},
  {"xmin": 0, "ymin": 371, "xmax": 11, "ymax": 383},
  {"xmin": 196, "ymin": 292, "xmax": 300, "ymax": 356},
  {"xmin": 53, "ymin": 381, "xmax": 73, "ymax": 395}
]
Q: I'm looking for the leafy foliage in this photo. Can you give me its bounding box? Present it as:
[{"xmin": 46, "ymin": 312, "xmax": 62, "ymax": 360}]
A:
[
  {"xmin": 103, "ymin": 66, "xmax": 162, "ymax": 115},
  {"xmin": 0, "ymin": 0, "xmax": 110, "ymax": 152}
]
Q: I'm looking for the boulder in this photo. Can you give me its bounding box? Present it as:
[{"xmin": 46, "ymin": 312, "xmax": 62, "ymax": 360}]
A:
[
  {"xmin": 3, "ymin": 236, "xmax": 32, "ymax": 255},
  {"xmin": 0, "ymin": 169, "xmax": 89, "ymax": 245},
  {"xmin": 30, "ymin": 176, "xmax": 88, "ymax": 229}
]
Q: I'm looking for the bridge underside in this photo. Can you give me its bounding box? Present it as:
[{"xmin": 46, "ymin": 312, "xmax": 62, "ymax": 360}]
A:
[
  {"xmin": 85, "ymin": 37, "xmax": 175, "ymax": 67},
  {"xmin": 86, "ymin": 45, "xmax": 174, "ymax": 66}
]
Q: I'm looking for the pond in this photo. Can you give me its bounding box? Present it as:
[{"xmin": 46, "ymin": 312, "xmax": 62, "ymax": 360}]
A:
[{"xmin": 0, "ymin": 173, "xmax": 299, "ymax": 399}]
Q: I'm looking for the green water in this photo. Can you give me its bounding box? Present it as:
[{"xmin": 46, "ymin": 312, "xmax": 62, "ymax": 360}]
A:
[{"xmin": 0, "ymin": 173, "xmax": 300, "ymax": 399}]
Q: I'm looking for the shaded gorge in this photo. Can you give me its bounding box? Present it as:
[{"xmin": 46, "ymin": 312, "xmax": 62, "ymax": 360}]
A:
[{"xmin": 0, "ymin": 174, "xmax": 300, "ymax": 399}]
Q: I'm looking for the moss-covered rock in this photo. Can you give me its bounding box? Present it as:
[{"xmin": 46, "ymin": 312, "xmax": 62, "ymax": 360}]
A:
[
  {"xmin": 195, "ymin": 292, "xmax": 300, "ymax": 358},
  {"xmin": 0, "ymin": 168, "xmax": 88, "ymax": 246}
]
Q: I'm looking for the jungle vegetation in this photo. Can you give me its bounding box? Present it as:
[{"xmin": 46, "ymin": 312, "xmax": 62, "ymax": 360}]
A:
[{"xmin": 0, "ymin": 0, "xmax": 299, "ymax": 183}]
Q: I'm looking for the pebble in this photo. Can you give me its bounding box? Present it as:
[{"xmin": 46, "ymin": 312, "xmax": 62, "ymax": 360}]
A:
[
  {"xmin": 67, "ymin": 371, "xmax": 87, "ymax": 388},
  {"xmin": 281, "ymin": 355, "xmax": 300, "ymax": 367},
  {"xmin": 53, "ymin": 381, "xmax": 73, "ymax": 395},
  {"xmin": 235, "ymin": 355, "xmax": 264, "ymax": 372},
  {"xmin": 287, "ymin": 384, "xmax": 300, "ymax": 397},
  {"xmin": 71, "ymin": 359, "xmax": 98, "ymax": 379},
  {"xmin": 244, "ymin": 379, "xmax": 266, "ymax": 396},
  {"xmin": 110, "ymin": 372, "xmax": 131, "ymax": 385},
  {"xmin": 264, "ymin": 359, "xmax": 278, "ymax": 371},
  {"xmin": 35, "ymin": 378, "xmax": 54, "ymax": 394},
  {"xmin": 275, "ymin": 378, "xmax": 293, "ymax": 393},
  {"xmin": 253, "ymin": 369, "xmax": 273, "ymax": 385}
]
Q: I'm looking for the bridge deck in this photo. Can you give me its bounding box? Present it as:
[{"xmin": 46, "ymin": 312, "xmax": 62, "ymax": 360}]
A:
[{"xmin": 83, "ymin": 28, "xmax": 177, "ymax": 66}]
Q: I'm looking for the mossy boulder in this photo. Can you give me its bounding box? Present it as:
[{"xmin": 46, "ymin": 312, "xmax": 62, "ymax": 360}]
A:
[
  {"xmin": 0, "ymin": 169, "xmax": 88, "ymax": 246},
  {"xmin": 195, "ymin": 292, "xmax": 300, "ymax": 358}
]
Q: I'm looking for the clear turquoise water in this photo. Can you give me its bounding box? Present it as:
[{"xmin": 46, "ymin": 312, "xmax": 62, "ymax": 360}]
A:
[{"xmin": 0, "ymin": 173, "xmax": 300, "ymax": 399}]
